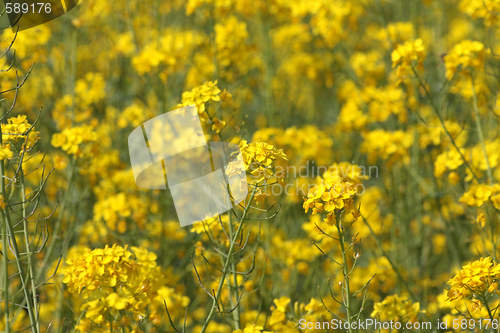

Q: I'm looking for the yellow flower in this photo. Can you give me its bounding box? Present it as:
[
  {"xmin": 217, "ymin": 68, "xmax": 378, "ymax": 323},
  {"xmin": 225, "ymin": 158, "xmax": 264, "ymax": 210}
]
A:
[
  {"xmin": 447, "ymin": 257, "xmax": 500, "ymax": 302},
  {"xmin": 239, "ymin": 139, "xmax": 288, "ymax": 183},
  {"xmin": 268, "ymin": 297, "xmax": 290, "ymax": 327},
  {"xmin": 459, "ymin": 0, "xmax": 500, "ymax": 27},
  {"xmin": 471, "ymin": 298, "xmax": 482, "ymax": 312},
  {"xmin": 476, "ymin": 212, "xmax": 487, "ymax": 228},
  {"xmin": 200, "ymin": 80, "xmax": 221, "ymax": 102},
  {"xmin": 1, "ymin": 115, "xmax": 40, "ymax": 152},
  {"xmin": 178, "ymin": 80, "xmax": 221, "ymax": 113},
  {"xmin": 459, "ymin": 183, "xmax": 500, "ymax": 207},
  {"xmin": 371, "ymin": 294, "xmax": 420, "ymax": 321},
  {"xmin": 51, "ymin": 125, "xmax": 98, "ymax": 155},
  {"xmin": 391, "ymin": 39, "xmax": 426, "ymax": 83},
  {"xmin": 274, "ymin": 296, "xmax": 291, "ymax": 313},
  {"xmin": 361, "ymin": 129, "xmax": 414, "ymax": 165},
  {"xmin": 212, "ymin": 117, "xmax": 226, "ymax": 133},
  {"xmin": 0, "ymin": 145, "xmax": 13, "ymax": 160},
  {"xmin": 444, "ymin": 40, "xmax": 485, "ymax": 80},
  {"xmin": 62, "ymin": 244, "xmax": 190, "ymax": 326},
  {"xmin": 233, "ymin": 324, "xmax": 271, "ymax": 333},
  {"xmin": 303, "ymin": 178, "xmax": 357, "ymax": 223}
]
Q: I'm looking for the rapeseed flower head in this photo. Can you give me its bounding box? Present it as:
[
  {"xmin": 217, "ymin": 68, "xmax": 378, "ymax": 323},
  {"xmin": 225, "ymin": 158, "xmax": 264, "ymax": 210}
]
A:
[
  {"xmin": 0, "ymin": 145, "xmax": 13, "ymax": 160},
  {"xmin": 391, "ymin": 39, "xmax": 426, "ymax": 83},
  {"xmin": 62, "ymin": 244, "xmax": 189, "ymax": 326},
  {"xmin": 371, "ymin": 295, "xmax": 420, "ymax": 321},
  {"xmin": 459, "ymin": 183, "xmax": 500, "ymax": 209},
  {"xmin": 459, "ymin": 0, "xmax": 500, "ymax": 27},
  {"xmin": 444, "ymin": 40, "xmax": 485, "ymax": 80},
  {"xmin": 361, "ymin": 129, "xmax": 414, "ymax": 165},
  {"xmin": 303, "ymin": 171, "xmax": 359, "ymax": 225},
  {"xmin": 2, "ymin": 115, "xmax": 40, "ymax": 151},
  {"xmin": 239, "ymin": 139, "xmax": 288, "ymax": 183},
  {"xmin": 51, "ymin": 125, "xmax": 98, "ymax": 156},
  {"xmin": 447, "ymin": 257, "xmax": 500, "ymax": 302},
  {"xmin": 178, "ymin": 80, "xmax": 221, "ymax": 113}
]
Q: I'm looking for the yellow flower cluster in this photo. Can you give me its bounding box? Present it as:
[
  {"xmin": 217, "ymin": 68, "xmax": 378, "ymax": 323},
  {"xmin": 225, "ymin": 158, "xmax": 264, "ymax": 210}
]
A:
[
  {"xmin": 0, "ymin": 145, "xmax": 13, "ymax": 160},
  {"xmin": 177, "ymin": 80, "xmax": 221, "ymax": 114},
  {"xmin": 324, "ymin": 162, "xmax": 369, "ymax": 187},
  {"xmin": 215, "ymin": 16, "xmax": 260, "ymax": 81},
  {"xmin": 93, "ymin": 193, "xmax": 132, "ymax": 229},
  {"xmin": 1, "ymin": 115, "xmax": 40, "ymax": 152},
  {"xmin": 377, "ymin": 21, "xmax": 414, "ymax": 48},
  {"xmin": 361, "ymin": 129, "xmax": 414, "ymax": 165},
  {"xmin": 459, "ymin": 0, "xmax": 500, "ymax": 27},
  {"xmin": 131, "ymin": 30, "xmax": 203, "ymax": 77},
  {"xmin": 303, "ymin": 172, "xmax": 359, "ymax": 225},
  {"xmin": 444, "ymin": 40, "xmax": 485, "ymax": 80},
  {"xmin": 116, "ymin": 101, "xmax": 154, "ymax": 130},
  {"xmin": 252, "ymin": 126, "xmax": 333, "ymax": 166},
  {"xmin": 62, "ymin": 244, "xmax": 189, "ymax": 327},
  {"xmin": 391, "ymin": 39, "xmax": 426, "ymax": 83},
  {"xmin": 51, "ymin": 73, "xmax": 107, "ymax": 129},
  {"xmin": 233, "ymin": 324, "xmax": 270, "ymax": 333},
  {"xmin": 63, "ymin": 244, "xmax": 133, "ymax": 296},
  {"xmin": 268, "ymin": 297, "xmax": 291, "ymax": 328},
  {"xmin": 51, "ymin": 125, "xmax": 98, "ymax": 155},
  {"xmin": 239, "ymin": 139, "xmax": 288, "ymax": 183},
  {"xmin": 371, "ymin": 295, "xmax": 420, "ymax": 321},
  {"xmin": 459, "ymin": 183, "xmax": 500, "ymax": 208},
  {"xmin": 215, "ymin": 16, "xmax": 248, "ymax": 65},
  {"xmin": 447, "ymin": 257, "xmax": 500, "ymax": 302}
]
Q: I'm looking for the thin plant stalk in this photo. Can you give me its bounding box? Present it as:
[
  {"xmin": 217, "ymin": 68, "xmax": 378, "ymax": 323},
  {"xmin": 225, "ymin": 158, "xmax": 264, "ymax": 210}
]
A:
[
  {"xmin": 200, "ymin": 187, "xmax": 257, "ymax": 333},
  {"xmin": 0, "ymin": 136, "xmax": 38, "ymax": 333},
  {"xmin": 335, "ymin": 212, "xmax": 353, "ymax": 333},
  {"xmin": 20, "ymin": 150, "xmax": 40, "ymax": 332},
  {"xmin": 1, "ymin": 159, "xmax": 9, "ymax": 333},
  {"xmin": 471, "ymin": 79, "xmax": 494, "ymax": 184},
  {"xmin": 35, "ymin": 155, "xmax": 76, "ymax": 283},
  {"xmin": 411, "ymin": 65, "xmax": 479, "ymax": 182},
  {"xmin": 228, "ymin": 210, "xmax": 242, "ymax": 330}
]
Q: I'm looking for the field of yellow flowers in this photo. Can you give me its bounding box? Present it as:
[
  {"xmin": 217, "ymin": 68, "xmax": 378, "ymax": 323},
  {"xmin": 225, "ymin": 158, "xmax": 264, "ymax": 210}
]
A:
[{"xmin": 1, "ymin": 0, "xmax": 500, "ymax": 332}]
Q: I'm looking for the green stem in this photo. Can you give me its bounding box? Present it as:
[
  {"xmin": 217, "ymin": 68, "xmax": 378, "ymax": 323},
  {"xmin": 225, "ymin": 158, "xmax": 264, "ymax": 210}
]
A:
[
  {"xmin": 228, "ymin": 210, "xmax": 241, "ymax": 330},
  {"xmin": 262, "ymin": 13, "xmax": 274, "ymax": 127},
  {"xmin": 200, "ymin": 187, "xmax": 257, "ymax": 333},
  {"xmin": 411, "ymin": 65, "xmax": 479, "ymax": 182},
  {"xmin": 361, "ymin": 214, "xmax": 417, "ymax": 302},
  {"xmin": 1, "ymin": 164, "xmax": 9, "ymax": 333},
  {"xmin": 336, "ymin": 216, "xmax": 353, "ymax": 333},
  {"xmin": 483, "ymin": 296, "xmax": 494, "ymax": 321},
  {"xmin": 471, "ymin": 79, "xmax": 493, "ymax": 184},
  {"xmin": 0, "ymin": 158, "xmax": 38, "ymax": 333},
  {"xmin": 20, "ymin": 162, "xmax": 39, "ymax": 332},
  {"xmin": 35, "ymin": 156, "xmax": 76, "ymax": 283}
]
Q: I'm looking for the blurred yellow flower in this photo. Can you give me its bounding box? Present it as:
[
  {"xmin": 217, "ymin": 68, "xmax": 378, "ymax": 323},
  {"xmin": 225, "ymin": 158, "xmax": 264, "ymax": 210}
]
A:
[
  {"xmin": 51, "ymin": 125, "xmax": 98, "ymax": 155},
  {"xmin": 233, "ymin": 324, "xmax": 271, "ymax": 333},
  {"xmin": 391, "ymin": 39, "xmax": 426, "ymax": 83},
  {"xmin": 371, "ymin": 295, "xmax": 420, "ymax": 321},
  {"xmin": 0, "ymin": 145, "xmax": 13, "ymax": 160},
  {"xmin": 444, "ymin": 40, "xmax": 484, "ymax": 80}
]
